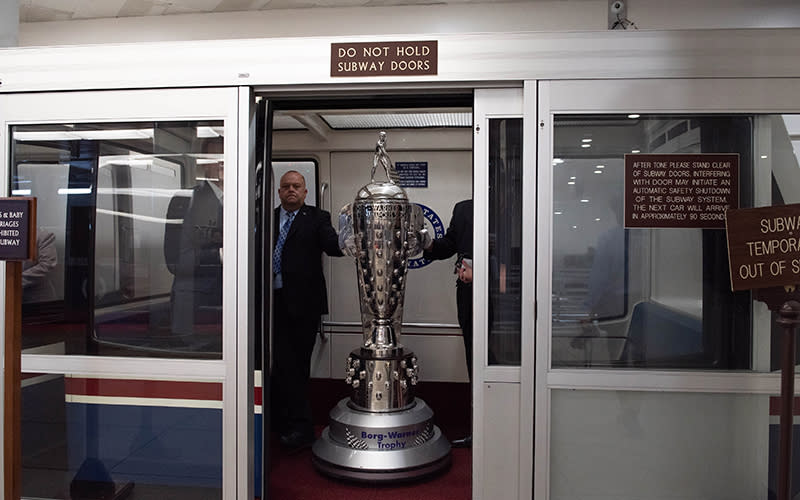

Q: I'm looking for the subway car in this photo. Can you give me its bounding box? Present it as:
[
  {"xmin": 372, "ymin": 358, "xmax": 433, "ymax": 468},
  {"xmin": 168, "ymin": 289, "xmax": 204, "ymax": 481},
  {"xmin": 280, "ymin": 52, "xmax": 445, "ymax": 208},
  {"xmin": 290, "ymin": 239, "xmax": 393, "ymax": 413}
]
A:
[{"xmin": 3, "ymin": 16, "xmax": 800, "ymax": 500}]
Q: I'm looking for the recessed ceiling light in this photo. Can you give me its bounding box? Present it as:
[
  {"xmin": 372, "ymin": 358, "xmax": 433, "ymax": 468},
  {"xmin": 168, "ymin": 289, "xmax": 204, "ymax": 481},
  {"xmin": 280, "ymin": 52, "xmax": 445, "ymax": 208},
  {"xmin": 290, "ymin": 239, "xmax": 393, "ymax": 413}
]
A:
[
  {"xmin": 554, "ymin": 211, "xmax": 563, "ymax": 215},
  {"xmin": 596, "ymin": 165, "xmax": 605, "ymax": 169},
  {"xmin": 567, "ymin": 181, "xmax": 576, "ymax": 185},
  {"xmin": 572, "ymin": 225, "xmax": 577, "ymax": 229},
  {"xmin": 594, "ymin": 170, "xmax": 603, "ymax": 174},
  {"xmin": 580, "ymin": 199, "xmax": 589, "ymax": 203},
  {"xmin": 628, "ymin": 114, "xmax": 640, "ymax": 119},
  {"xmin": 761, "ymin": 155, "xmax": 768, "ymax": 159},
  {"xmin": 581, "ymin": 144, "xmax": 591, "ymax": 148},
  {"xmin": 582, "ymin": 138, "xmax": 592, "ymax": 143},
  {"xmin": 595, "ymin": 218, "xmax": 601, "ymax": 221},
  {"xmin": 552, "ymin": 158, "xmax": 564, "ymax": 165},
  {"xmin": 569, "ymin": 176, "xmax": 576, "ymax": 180},
  {"xmin": 631, "ymin": 149, "xmax": 641, "ymax": 153}
]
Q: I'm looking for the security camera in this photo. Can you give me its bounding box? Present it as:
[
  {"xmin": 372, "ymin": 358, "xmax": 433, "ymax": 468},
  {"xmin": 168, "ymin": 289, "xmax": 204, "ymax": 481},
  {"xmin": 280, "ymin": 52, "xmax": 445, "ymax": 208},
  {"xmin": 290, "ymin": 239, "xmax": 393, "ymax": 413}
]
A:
[{"xmin": 610, "ymin": 1, "xmax": 625, "ymax": 14}]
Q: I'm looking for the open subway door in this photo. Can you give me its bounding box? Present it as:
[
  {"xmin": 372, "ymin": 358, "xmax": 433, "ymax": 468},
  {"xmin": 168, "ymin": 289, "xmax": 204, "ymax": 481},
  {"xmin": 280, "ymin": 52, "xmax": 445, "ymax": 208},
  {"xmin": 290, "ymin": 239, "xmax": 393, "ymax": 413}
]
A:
[{"xmin": 262, "ymin": 93, "xmax": 476, "ymax": 497}]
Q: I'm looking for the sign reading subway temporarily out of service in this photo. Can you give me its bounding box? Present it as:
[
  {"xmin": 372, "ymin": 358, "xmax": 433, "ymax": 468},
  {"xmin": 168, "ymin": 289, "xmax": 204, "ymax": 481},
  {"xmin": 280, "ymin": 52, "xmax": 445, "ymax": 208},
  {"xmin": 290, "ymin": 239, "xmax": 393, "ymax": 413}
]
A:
[
  {"xmin": 0, "ymin": 198, "xmax": 34, "ymax": 261},
  {"xmin": 331, "ymin": 41, "xmax": 438, "ymax": 77},
  {"xmin": 725, "ymin": 203, "xmax": 800, "ymax": 291},
  {"xmin": 624, "ymin": 153, "xmax": 739, "ymax": 229}
]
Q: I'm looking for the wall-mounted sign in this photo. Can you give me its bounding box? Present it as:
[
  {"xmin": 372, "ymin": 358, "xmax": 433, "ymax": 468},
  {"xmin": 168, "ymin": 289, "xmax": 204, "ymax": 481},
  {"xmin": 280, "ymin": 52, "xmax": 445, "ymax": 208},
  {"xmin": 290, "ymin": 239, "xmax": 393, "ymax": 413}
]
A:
[
  {"xmin": 331, "ymin": 41, "xmax": 438, "ymax": 77},
  {"xmin": 725, "ymin": 203, "xmax": 800, "ymax": 291},
  {"xmin": 395, "ymin": 161, "xmax": 428, "ymax": 188},
  {"xmin": 624, "ymin": 153, "xmax": 739, "ymax": 229},
  {"xmin": 0, "ymin": 197, "xmax": 35, "ymax": 261}
]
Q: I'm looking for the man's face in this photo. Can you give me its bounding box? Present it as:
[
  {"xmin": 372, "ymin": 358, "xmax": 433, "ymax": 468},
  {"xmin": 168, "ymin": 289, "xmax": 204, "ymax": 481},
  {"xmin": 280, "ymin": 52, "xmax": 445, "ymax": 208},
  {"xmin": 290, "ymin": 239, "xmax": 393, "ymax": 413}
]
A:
[
  {"xmin": 278, "ymin": 171, "xmax": 307, "ymax": 211},
  {"xmin": 203, "ymin": 159, "xmax": 224, "ymax": 189}
]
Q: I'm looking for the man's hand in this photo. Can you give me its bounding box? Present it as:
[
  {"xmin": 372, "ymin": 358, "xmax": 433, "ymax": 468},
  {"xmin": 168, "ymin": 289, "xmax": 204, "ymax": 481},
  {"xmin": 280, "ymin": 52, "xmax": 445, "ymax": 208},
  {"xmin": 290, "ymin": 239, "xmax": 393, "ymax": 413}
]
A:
[
  {"xmin": 458, "ymin": 259, "xmax": 473, "ymax": 284},
  {"xmin": 419, "ymin": 227, "xmax": 432, "ymax": 252}
]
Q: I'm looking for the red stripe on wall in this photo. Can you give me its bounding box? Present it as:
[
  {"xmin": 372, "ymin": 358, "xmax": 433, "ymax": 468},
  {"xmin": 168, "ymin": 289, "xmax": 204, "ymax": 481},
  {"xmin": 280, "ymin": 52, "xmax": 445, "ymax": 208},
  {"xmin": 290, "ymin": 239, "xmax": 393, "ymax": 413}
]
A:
[
  {"xmin": 65, "ymin": 378, "xmax": 222, "ymax": 401},
  {"xmin": 769, "ymin": 396, "xmax": 800, "ymax": 416}
]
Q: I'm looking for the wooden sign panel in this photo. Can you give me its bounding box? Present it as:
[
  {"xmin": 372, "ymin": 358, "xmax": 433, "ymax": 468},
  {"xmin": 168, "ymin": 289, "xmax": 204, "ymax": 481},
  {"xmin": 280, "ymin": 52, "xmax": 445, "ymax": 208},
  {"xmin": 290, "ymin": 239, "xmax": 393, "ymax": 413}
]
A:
[
  {"xmin": 331, "ymin": 41, "xmax": 438, "ymax": 77},
  {"xmin": 726, "ymin": 203, "xmax": 800, "ymax": 292},
  {"xmin": 624, "ymin": 153, "xmax": 739, "ymax": 229},
  {"xmin": 0, "ymin": 198, "xmax": 35, "ymax": 261}
]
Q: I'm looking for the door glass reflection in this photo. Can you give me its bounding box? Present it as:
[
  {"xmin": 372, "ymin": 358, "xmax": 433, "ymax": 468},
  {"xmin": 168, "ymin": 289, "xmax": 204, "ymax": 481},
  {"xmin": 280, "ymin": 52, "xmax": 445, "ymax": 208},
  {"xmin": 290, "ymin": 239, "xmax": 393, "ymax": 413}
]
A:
[
  {"xmin": 488, "ymin": 118, "xmax": 523, "ymax": 365},
  {"xmin": 12, "ymin": 121, "xmax": 225, "ymax": 358},
  {"xmin": 550, "ymin": 114, "xmax": 753, "ymax": 369}
]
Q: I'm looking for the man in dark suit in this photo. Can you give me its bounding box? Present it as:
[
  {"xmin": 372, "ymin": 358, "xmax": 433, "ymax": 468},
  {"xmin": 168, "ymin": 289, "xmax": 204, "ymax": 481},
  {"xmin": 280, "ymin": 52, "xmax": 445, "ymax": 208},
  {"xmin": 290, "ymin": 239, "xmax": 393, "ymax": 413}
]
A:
[
  {"xmin": 164, "ymin": 155, "xmax": 224, "ymax": 344},
  {"xmin": 423, "ymin": 199, "xmax": 473, "ymax": 448},
  {"xmin": 271, "ymin": 170, "xmax": 343, "ymax": 450}
]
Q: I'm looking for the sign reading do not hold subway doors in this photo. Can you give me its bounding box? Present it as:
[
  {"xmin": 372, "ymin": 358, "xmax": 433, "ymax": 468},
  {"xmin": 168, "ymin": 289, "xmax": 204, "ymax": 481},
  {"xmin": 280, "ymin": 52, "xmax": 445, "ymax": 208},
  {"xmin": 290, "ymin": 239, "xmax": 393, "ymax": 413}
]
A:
[{"xmin": 331, "ymin": 41, "xmax": 438, "ymax": 77}]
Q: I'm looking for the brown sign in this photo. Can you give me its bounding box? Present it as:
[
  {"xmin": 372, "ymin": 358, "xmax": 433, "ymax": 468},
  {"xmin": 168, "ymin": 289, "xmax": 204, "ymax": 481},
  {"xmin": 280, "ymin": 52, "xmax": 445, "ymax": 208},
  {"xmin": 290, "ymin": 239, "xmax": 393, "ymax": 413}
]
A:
[
  {"xmin": 624, "ymin": 153, "xmax": 739, "ymax": 229},
  {"xmin": 0, "ymin": 198, "xmax": 35, "ymax": 261},
  {"xmin": 331, "ymin": 41, "xmax": 438, "ymax": 77},
  {"xmin": 726, "ymin": 203, "xmax": 800, "ymax": 291}
]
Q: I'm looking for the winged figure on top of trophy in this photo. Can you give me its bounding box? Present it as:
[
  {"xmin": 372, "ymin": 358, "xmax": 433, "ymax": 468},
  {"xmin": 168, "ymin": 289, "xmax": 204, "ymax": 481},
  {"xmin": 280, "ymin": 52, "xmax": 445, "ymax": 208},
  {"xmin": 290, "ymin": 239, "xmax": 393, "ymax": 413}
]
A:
[{"xmin": 312, "ymin": 131, "xmax": 452, "ymax": 482}]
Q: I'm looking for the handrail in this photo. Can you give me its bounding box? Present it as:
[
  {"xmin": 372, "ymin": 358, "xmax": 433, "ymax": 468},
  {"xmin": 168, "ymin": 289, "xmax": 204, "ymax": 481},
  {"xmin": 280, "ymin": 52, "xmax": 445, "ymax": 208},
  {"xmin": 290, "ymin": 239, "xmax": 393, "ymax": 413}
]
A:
[{"xmin": 322, "ymin": 321, "xmax": 459, "ymax": 329}]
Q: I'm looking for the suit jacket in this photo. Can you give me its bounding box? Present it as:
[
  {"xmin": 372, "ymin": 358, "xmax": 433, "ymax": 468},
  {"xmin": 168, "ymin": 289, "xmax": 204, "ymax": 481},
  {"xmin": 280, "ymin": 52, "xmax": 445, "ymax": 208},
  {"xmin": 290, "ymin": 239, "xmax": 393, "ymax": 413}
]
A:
[
  {"xmin": 274, "ymin": 204, "xmax": 343, "ymax": 318},
  {"xmin": 164, "ymin": 181, "xmax": 223, "ymax": 295},
  {"xmin": 424, "ymin": 199, "xmax": 473, "ymax": 265}
]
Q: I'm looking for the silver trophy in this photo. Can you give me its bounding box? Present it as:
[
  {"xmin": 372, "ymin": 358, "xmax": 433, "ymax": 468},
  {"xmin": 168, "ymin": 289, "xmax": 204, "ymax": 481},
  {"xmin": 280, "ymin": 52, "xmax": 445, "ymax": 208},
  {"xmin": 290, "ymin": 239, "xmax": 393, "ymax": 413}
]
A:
[{"xmin": 312, "ymin": 132, "xmax": 451, "ymax": 481}]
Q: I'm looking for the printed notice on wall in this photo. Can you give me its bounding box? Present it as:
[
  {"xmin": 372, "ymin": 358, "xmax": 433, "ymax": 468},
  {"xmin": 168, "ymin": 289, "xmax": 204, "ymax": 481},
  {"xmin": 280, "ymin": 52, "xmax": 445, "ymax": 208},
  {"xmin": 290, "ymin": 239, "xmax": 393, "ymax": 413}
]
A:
[
  {"xmin": 395, "ymin": 162, "xmax": 428, "ymax": 188},
  {"xmin": 624, "ymin": 153, "xmax": 739, "ymax": 229},
  {"xmin": 331, "ymin": 41, "xmax": 438, "ymax": 77},
  {"xmin": 0, "ymin": 198, "xmax": 34, "ymax": 261},
  {"xmin": 726, "ymin": 203, "xmax": 800, "ymax": 291}
]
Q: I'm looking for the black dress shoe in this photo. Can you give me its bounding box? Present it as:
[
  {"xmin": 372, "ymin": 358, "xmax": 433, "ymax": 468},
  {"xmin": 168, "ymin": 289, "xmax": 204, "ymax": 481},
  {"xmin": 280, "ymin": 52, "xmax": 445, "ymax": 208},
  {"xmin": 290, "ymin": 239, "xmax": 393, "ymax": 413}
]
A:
[
  {"xmin": 451, "ymin": 436, "xmax": 472, "ymax": 448},
  {"xmin": 279, "ymin": 430, "xmax": 315, "ymax": 452}
]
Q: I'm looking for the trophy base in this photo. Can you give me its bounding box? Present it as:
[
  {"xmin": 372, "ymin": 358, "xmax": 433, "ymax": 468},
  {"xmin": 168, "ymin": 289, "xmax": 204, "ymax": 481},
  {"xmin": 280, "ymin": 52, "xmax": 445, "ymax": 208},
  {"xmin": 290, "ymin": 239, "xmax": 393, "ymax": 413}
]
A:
[{"xmin": 312, "ymin": 397, "xmax": 451, "ymax": 483}]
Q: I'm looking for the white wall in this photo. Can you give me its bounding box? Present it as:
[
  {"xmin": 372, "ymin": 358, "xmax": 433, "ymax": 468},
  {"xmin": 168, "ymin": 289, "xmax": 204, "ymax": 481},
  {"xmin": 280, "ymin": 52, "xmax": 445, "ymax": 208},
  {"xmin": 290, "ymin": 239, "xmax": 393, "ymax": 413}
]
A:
[{"xmin": 18, "ymin": 0, "xmax": 800, "ymax": 47}]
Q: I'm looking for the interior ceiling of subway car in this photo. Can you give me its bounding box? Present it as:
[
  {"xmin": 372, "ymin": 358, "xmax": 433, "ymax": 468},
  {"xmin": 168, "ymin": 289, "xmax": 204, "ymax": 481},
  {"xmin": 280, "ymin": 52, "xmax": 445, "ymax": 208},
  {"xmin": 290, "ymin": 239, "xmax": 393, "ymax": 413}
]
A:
[{"xmin": 19, "ymin": 0, "xmax": 531, "ymax": 21}]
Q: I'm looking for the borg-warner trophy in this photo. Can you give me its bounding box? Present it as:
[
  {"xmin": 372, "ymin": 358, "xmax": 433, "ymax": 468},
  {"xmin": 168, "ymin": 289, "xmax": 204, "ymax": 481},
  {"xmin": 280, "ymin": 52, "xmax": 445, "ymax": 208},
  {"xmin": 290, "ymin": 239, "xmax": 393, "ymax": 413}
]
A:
[{"xmin": 311, "ymin": 132, "xmax": 451, "ymax": 481}]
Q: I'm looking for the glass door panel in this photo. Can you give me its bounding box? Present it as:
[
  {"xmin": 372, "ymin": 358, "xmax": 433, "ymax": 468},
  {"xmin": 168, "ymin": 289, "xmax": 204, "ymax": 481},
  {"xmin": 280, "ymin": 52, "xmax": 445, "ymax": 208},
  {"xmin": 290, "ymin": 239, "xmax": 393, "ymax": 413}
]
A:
[
  {"xmin": 12, "ymin": 120, "xmax": 225, "ymax": 359},
  {"xmin": 1, "ymin": 87, "xmax": 243, "ymax": 500},
  {"xmin": 488, "ymin": 117, "xmax": 523, "ymax": 365},
  {"xmin": 22, "ymin": 370, "xmax": 223, "ymax": 499},
  {"xmin": 550, "ymin": 114, "xmax": 753, "ymax": 369}
]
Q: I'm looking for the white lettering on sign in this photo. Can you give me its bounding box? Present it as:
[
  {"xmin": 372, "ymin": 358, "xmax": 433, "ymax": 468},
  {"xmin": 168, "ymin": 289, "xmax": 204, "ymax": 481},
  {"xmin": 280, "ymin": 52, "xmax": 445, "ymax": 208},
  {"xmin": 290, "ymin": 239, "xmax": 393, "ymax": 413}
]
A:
[
  {"xmin": 337, "ymin": 61, "xmax": 386, "ymax": 72},
  {"xmin": 332, "ymin": 41, "xmax": 437, "ymax": 76},
  {"xmin": 626, "ymin": 154, "xmax": 738, "ymax": 228}
]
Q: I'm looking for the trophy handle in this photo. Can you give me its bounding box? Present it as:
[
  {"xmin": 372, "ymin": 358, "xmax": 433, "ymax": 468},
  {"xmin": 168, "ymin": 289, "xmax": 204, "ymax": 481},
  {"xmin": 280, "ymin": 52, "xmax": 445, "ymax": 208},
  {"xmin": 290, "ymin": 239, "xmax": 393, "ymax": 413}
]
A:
[
  {"xmin": 406, "ymin": 204, "xmax": 430, "ymax": 258},
  {"xmin": 338, "ymin": 203, "xmax": 357, "ymax": 257}
]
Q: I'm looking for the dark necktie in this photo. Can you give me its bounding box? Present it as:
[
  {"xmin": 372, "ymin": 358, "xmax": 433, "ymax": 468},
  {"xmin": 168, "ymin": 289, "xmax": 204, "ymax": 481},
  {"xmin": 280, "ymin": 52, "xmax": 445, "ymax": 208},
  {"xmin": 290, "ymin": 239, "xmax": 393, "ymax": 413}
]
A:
[{"xmin": 273, "ymin": 212, "xmax": 294, "ymax": 275}]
